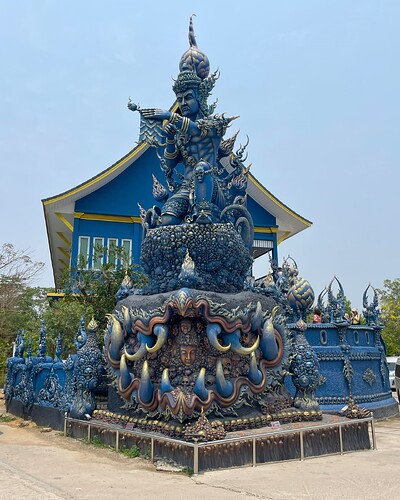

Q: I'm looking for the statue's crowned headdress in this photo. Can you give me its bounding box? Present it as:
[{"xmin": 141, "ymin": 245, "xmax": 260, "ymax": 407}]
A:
[
  {"xmin": 173, "ymin": 16, "xmax": 218, "ymax": 116},
  {"xmin": 179, "ymin": 16, "xmax": 210, "ymax": 78}
]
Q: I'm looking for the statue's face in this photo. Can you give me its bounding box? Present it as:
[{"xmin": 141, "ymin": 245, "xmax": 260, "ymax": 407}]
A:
[
  {"xmin": 180, "ymin": 345, "xmax": 197, "ymax": 366},
  {"xmin": 176, "ymin": 89, "xmax": 199, "ymax": 118}
]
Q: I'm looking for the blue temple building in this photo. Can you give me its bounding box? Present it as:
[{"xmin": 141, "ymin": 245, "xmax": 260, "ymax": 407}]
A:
[{"xmin": 42, "ymin": 137, "xmax": 311, "ymax": 288}]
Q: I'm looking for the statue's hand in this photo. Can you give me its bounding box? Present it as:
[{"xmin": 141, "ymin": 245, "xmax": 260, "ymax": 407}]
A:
[
  {"xmin": 163, "ymin": 122, "xmax": 177, "ymax": 138},
  {"xmin": 141, "ymin": 108, "xmax": 170, "ymax": 121}
]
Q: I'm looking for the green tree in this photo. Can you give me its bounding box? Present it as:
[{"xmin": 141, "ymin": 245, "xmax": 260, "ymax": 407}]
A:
[
  {"xmin": 0, "ymin": 285, "xmax": 49, "ymax": 370},
  {"xmin": 42, "ymin": 298, "xmax": 88, "ymax": 355},
  {"xmin": 0, "ymin": 243, "xmax": 44, "ymax": 283},
  {"xmin": 377, "ymin": 278, "xmax": 400, "ymax": 356},
  {"xmin": 0, "ymin": 244, "xmax": 45, "ymax": 380},
  {"xmin": 43, "ymin": 243, "xmax": 147, "ymax": 351}
]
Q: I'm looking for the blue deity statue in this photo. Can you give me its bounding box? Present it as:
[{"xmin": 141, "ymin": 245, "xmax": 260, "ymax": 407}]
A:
[{"xmin": 129, "ymin": 17, "xmax": 248, "ymax": 226}]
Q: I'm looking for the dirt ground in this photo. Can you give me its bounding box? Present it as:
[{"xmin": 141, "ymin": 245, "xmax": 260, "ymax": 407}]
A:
[{"xmin": 1, "ymin": 394, "xmax": 400, "ymax": 500}]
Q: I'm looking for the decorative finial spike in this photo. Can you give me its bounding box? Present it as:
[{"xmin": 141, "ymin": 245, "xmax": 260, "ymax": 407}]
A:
[
  {"xmin": 188, "ymin": 15, "xmax": 198, "ymax": 48},
  {"xmin": 152, "ymin": 174, "xmax": 169, "ymax": 202},
  {"xmin": 137, "ymin": 203, "xmax": 147, "ymax": 222}
]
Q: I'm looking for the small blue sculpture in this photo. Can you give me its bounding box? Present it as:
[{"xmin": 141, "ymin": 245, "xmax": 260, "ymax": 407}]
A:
[
  {"xmin": 327, "ymin": 277, "xmax": 349, "ymax": 325},
  {"xmin": 69, "ymin": 318, "xmax": 104, "ymax": 419},
  {"xmin": 115, "ymin": 272, "xmax": 134, "ymax": 302},
  {"xmin": 290, "ymin": 320, "xmax": 324, "ymax": 411},
  {"xmin": 362, "ymin": 284, "xmax": 381, "ymax": 326},
  {"xmin": 284, "ymin": 257, "xmax": 315, "ymax": 321}
]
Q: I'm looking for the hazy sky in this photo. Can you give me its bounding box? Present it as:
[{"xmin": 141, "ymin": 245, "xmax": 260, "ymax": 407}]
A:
[{"xmin": 1, "ymin": 1, "xmax": 399, "ymax": 309}]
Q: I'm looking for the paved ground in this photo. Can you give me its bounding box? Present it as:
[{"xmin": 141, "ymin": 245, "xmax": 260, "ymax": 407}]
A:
[{"xmin": 1, "ymin": 396, "xmax": 400, "ymax": 500}]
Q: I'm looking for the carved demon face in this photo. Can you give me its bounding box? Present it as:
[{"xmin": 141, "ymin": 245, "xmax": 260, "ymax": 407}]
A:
[
  {"xmin": 240, "ymin": 331, "xmax": 251, "ymax": 346},
  {"xmin": 205, "ymin": 374, "xmax": 215, "ymax": 387},
  {"xmin": 181, "ymin": 376, "xmax": 191, "ymax": 388},
  {"xmin": 221, "ymin": 357, "xmax": 232, "ymax": 376}
]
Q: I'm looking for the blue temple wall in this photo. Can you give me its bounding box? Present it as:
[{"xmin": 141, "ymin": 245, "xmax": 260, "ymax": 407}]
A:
[
  {"xmin": 75, "ymin": 149, "xmax": 158, "ymax": 216},
  {"xmin": 33, "ymin": 362, "xmax": 67, "ymax": 399},
  {"xmin": 246, "ymin": 197, "xmax": 276, "ymax": 227}
]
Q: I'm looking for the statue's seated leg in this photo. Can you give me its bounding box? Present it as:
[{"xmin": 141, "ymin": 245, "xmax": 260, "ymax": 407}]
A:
[
  {"xmin": 194, "ymin": 162, "xmax": 214, "ymax": 224},
  {"xmin": 160, "ymin": 192, "xmax": 190, "ymax": 226},
  {"xmin": 160, "ymin": 214, "xmax": 182, "ymax": 225}
]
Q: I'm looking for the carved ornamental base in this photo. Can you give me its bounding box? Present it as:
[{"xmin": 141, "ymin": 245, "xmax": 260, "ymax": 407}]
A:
[
  {"xmin": 105, "ymin": 288, "xmax": 293, "ymax": 423},
  {"xmin": 140, "ymin": 223, "xmax": 253, "ymax": 294}
]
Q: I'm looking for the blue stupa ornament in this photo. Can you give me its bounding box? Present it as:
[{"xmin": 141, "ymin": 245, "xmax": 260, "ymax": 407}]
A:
[{"xmin": 288, "ymin": 279, "xmax": 315, "ymax": 313}]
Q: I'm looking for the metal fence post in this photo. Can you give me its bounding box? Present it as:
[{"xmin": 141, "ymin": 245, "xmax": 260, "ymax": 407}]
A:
[
  {"xmin": 252, "ymin": 438, "xmax": 256, "ymax": 467},
  {"xmin": 299, "ymin": 430, "xmax": 304, "ymax": 461},
  {"xmin": 339, "ymin": 425, "xmax": 343, "ymax": 454},
  {"xmin": 116, "ymin": 430, "xmax": 119, "ymax": 452},
  {"xmin": 371, "ymin": 419, "xmax": 377, "ymax": 450},
  {"xmin": 193, "ymin": 444, "xmax": 199, "ymax": 474},
  {"xmin": 151, "ymin": 437, "xmax": 155, "ymax": 463},
  {"xmin": 87, "ymin": 424, "xmax": 91, "ymax": 442}
]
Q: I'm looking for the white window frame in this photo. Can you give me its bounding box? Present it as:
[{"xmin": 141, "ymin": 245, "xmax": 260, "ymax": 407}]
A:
[
  {"xmin": 107, "ymin": 238, "xmax": 118, "ymax": 266},
  {"xmin": 78, "ymin": 236, "xmax": 90, "ymax": 270},
  {"xmin": 121, "ymin": 239, "xmax": 132, "ymax": 268},
  {"xmin": 92, "ymin": 237, "xmax": 104, "ymax": 270}
]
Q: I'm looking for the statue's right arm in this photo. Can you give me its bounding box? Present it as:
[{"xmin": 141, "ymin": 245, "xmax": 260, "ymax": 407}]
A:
[{"xmin": 141, "ymin": 109, "xmax": 199, "ymax": 136}]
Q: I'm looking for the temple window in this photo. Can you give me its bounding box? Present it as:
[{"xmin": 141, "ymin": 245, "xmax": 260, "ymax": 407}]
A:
[
  {"xmin": 78, "ymin": 236, "xmax": 90, "ymax": 269},
  {"xmin": 92, "ymin": 237, "xmax": 104, "ymax": 269},
  {"xmin": 107, "ymin": 238, "xmax": 118, "ymax": 265},
  {"xmin": 121, "ymin": 239, "xmax": 132, "ymax": 267},
  {"xmin": 320, "ymin": 330, "xmax": 328, "ymax": 345}
]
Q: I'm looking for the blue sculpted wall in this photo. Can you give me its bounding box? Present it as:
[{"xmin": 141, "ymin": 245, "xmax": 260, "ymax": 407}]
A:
[
  {"xmin": 283, "ymin": 275, "xmax": 397, "ymax": 418},
  {"xmin": 285, "ymin": 324, "xmax": 394, "ymax": 415},
  {"xmin": 4, "ymin": 319, "xmax": 104, "ymax": 424}
]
